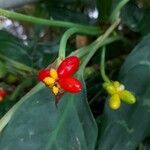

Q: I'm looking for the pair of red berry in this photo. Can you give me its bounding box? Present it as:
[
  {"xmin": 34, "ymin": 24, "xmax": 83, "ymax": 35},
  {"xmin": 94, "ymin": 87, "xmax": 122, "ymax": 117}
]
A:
[{"xmin": 38, "ymin": 56, "xmax": 82, "ymax": 95}]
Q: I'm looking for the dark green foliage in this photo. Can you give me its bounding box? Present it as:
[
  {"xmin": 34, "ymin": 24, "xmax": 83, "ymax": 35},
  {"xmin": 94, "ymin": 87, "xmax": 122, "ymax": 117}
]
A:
[
  {"xmin": 97, "ymin": 33, "xmax": 150, "ymax": 150},
  {"xmin": 0, "ymin": 30, "xmax": 31, "ymax": 66},
  {"xmin": 46, "ymin": 0, "xmax": 96, "ymax": 25},
  {"xmin": 121, "ymin": 1, "xmax": 150, "ymax": 35},
  {"xmin": 0, "ymin": 76, "xmax": 97, "ymax": 150},
  {"xmin": 96, "ymin": 0, "xmax": 112, "ymax": 20},
  {"xmin": 0, "ymin": 0, "xmax": 150, "ymax": 149},
  {"xmin": 31, "ymin": 41, "xmax": 59, "ymax": 68},
  {"xmin": 121, "ymin": 1, "xmax": 143, "ymax": 32},
  {"xmin": 138, "ymin": 9, "xmax": 150, "ymax": 35}
]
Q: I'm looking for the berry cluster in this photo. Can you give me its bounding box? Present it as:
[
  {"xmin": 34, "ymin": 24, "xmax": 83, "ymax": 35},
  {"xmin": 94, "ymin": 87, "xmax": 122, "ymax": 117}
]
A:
[
  {"xmin": 103, "ymin": 81, "xmax": 136, "ymax": 110},
  {"xmin": 38, "ymin": 56, "xmax": 82, "ymax": 95}
]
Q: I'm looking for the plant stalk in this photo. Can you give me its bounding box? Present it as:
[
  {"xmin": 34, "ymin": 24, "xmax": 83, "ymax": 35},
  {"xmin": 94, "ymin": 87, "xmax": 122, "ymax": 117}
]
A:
[
  {"xmin": 59, "ymin": 27, "xmax": 101, "ymax": 58},
  {"xmin": 100, "ymin": 47, "xmax": 111, "ymax": 83},
  {"xmin": 79, "ymin": 18, "xmax": 120, "ymax": 72},
  {"xmin": 0, "ymin": 8, "xmax": 101, "ymax": 35}
]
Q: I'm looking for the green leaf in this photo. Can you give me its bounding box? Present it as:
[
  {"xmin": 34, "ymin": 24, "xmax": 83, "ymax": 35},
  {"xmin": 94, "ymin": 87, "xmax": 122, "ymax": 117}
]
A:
[
  {"xmin": 49, "ymin": 7, "xmax": 93, "ymax": 25},
  {"xmin": 121, "ymin": 1, "xmax": 143, "ymax": 32},
  {"xmin": 96, "ymin": 0, "xmax": 130, "ymax": 22},
  {"xmin": 97, "ymin": 33, "xmax": 150, "ymax": 150},
  {"xmin": 137, "ymin": 137, "xmax": 150, "ymax": 150},
  {"xmin": 32, "ymin": 41, "xmax": 59, "ymax": 68},
  {"xmin": 109, "ymin": 0, "xmax": 130, "ymax": 22},
  {"xmin": 0, "ymin": 61, "xmax": 7, "ymax": 78},
  {"xmin": 0, "ymin": 30, "xmax": 32, "ymax": 66},
  {"xmin": 0, "ymin": 0, "xmax": 39, "ymax": 8},
  {"xmin": 121, "ymin": 1, "xmax": 150, "ymax": 35},
  {"xmin": 0, "ymin": 74, "xmax": 97, "ymax": 150},
  {"xmin": 45, "ymin": 0, "xmax": 96, "ymax": 25},
  {"xmin": 138, "ymin": 9, "xmax": 150, "ymax": 35},
  {"xmin": 96, "ymin": 0, "xmax": 112, "ymax": 21},
  {"xmin": 0, "ymin": 30, "xmax": 58, "ymax": 70}
]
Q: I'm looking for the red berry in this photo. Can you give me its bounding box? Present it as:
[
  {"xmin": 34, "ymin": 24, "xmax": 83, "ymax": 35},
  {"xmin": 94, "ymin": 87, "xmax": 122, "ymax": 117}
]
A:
[
  {"xmin": 38, "ymin": 69, "xmax": 50, "ymax": 81},
  {"xmin": 57, "ymin": 56, "xmax": 80, "ymax": 78},
  {"xmin": 0, "ymin": 88, "xmax": 7, "ymax": 97},
  {"xmin": 58, "ymin": 77, "xmax": 82, "ymax": 93}
]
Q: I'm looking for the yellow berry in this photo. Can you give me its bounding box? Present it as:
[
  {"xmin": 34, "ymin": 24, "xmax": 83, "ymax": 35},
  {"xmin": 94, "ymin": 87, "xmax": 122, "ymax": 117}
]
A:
[
  {"xmin": 113, "ymin": 81, "xmax": 120, "ymax": 88},
  {"xmin": 103, "ymin": 82, "xmax": 117, "ymax": 95},
  {"xmin": 109, "ymin": 94, "xmax": 121, "ymax": 110},
  {"xmin": 50, "ymin": 69, "xmax": 58, "ymax": 80},
  {"xmin": 52, "ymin": 86, "xmax": 59, "ymax": 95},
  {"xmin": 119, "ymin": 90, "xmax": 136, "ymax": 104},
  {"xmin": 43, "ymin": 77, "xmax": 55, "ymax": 86},
  {"xmin": 106, "ymin": 85, "xmax": 116, "ymax": 95}
]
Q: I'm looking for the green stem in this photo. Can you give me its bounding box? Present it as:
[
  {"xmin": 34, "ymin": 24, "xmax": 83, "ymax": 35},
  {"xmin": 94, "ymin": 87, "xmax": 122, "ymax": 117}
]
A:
[
  {"xmin": 100, "ymin": 47, "xmax": 111, "ymax": 83},
  {"xmin": 109, "ymin": 0, "xmax": 129, "ymax": 22},
  {"xmin": 59, "ymin": 27, "xmax": 101, "ymax": 58},
  {"xmin": 59, "ymin": 28, "xmax": 77, "ymax": 58},
  {"xmin": 0, "ymin": 54, "xmax": 36, "ymax": 73},
  {"xmin": 0, "ymin": 8, "xmax": 100, "ymax": 34},
  {"xmin": 70, "ymin": 36, "xmax": 121, "ymax": 58},
  {"xmin": 79, "ymin": 18, "xmax": 120, "ymax": 72}
]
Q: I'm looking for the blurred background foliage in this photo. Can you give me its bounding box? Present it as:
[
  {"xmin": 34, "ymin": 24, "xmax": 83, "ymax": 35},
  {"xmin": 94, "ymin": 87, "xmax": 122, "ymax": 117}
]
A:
[{"xmin": 0, "ymin": 0, "xmax": 149, "ymax": 149}]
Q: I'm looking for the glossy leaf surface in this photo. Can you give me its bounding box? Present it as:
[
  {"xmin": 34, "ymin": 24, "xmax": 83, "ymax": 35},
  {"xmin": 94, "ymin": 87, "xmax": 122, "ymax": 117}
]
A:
[
  {"xmin": 0, "ymin": 74, "xmax": 97, "ymax": 150},
  {"xmin": 97, "ymin": 33, "xmax": 150, "ymax": 150}
]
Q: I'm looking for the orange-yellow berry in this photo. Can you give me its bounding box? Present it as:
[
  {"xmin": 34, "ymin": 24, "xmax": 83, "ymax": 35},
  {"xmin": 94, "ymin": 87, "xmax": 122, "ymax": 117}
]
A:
[
  {"xmin": 52, "ymin": 86, "xmax": 59, "ymax": 95},
  {"xmin": 50, "ymin": 69, "xmax": 58, "ymax": 80},
  {"xmin": 43, "ymin": 77, "xmax": 55, "ymax": 86}
]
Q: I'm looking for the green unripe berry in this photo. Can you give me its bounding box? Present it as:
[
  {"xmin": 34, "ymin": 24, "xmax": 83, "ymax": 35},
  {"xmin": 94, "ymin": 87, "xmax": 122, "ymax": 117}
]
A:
[
  {"xmin": 109, "ymin": 94, "xmax": 121, "ymax": 110},
  {"xmin": 119, "ymin": 90, "xmax": 136, "ymax": 104}
]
